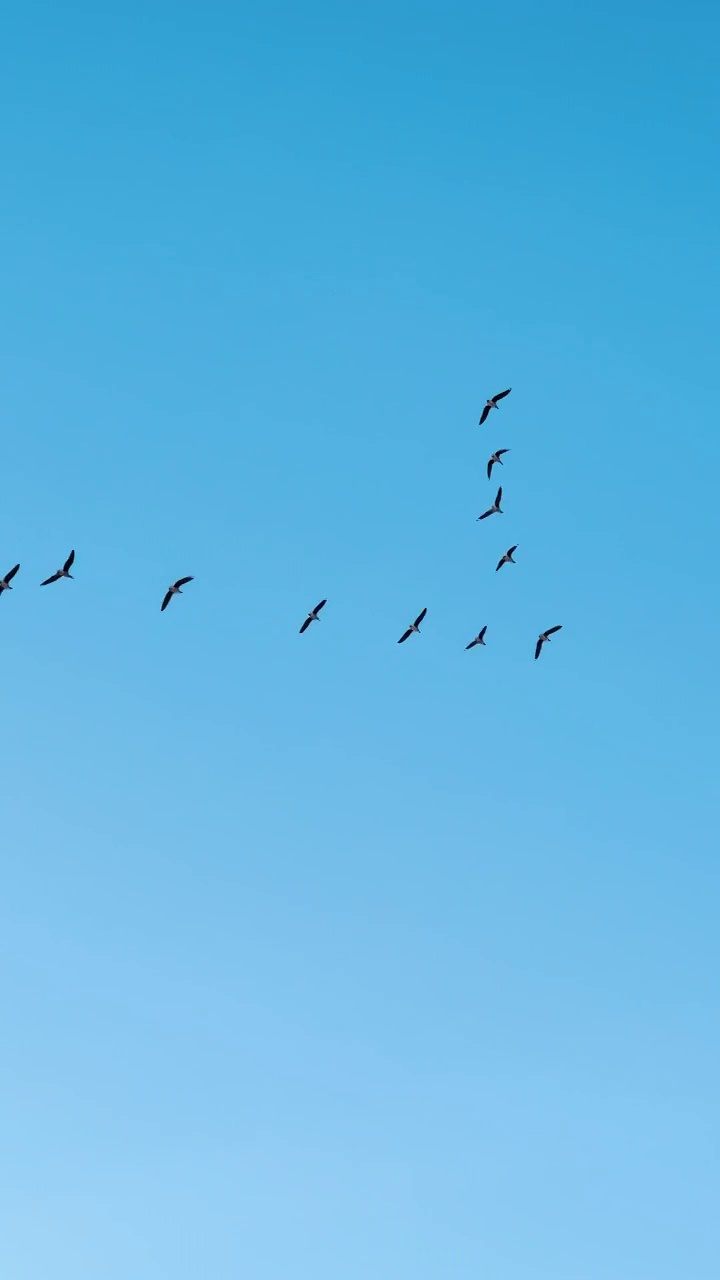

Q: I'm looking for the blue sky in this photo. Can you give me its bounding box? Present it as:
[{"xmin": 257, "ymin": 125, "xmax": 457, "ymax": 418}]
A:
[{"xmin": 1, "ymin": 1, "xmax": 718, "ymax": 1276}]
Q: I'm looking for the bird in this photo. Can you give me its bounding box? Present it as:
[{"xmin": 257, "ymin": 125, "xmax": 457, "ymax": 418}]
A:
[
  {"xmin": 299, "ymin": 599, "xmax": 327, "ymax": 634},
  {"xmin": 479, "ymin": 388, "xmax": 511, "ymax": 425},
  {"xmin": 495, "ymin": 545, "xmax": 518, "ymax": 572},
  {"xmin": 398, "ymin": 607, "xmax": 427, "ymax": 644},
  {"xmin": 0, "ymin": 564, "xmax": 20, "ymax": 596},
  {"xmin": 486, "ymin": 448, "xmax": 509, "ymax": 479},
  {"xmin": 161, "ymin": 576, "xmax": 193, "ymax": 611},
  {"xmin": 465, "ymin": 626, "xmax": 487, "ymax": 650},
  {"xmin": 535, "ymin": 625, "xmax": 562, "ymax": 660},
  {"xmin": 41, "ymin": 550, "xmax": 75, "ymax": 586},
  {"xmin": 477, "ymin": 487, "xmax": 503, "ymax": 520}
]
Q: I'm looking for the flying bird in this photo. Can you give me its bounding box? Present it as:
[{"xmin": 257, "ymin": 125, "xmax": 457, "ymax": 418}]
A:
[
  {"xmin": 0, "ymin": 564, "xmax": 20, "ymax": 596},
  {"xmin": 398, "ymin": 607, "xmax": 427, "ymax": 644},
  {"xmin": 161, "ymin": 576, "xmax": 193, "ymax": 611},
  {"xmin": 495, "ymin": 545, "xmax": 518, "ymax": 572},
  {"xmin": 535, "ymin": 625, "xmax": 562, "ymax": 660},
  {"xmin": 479, "ymin": 388, "xmax": 511, "ymax": 425},
  {"xmin": 41, "ymin": 549, "xmax": 75, "ymax": 586},
  {"xmin": 465, "ymin": 625, "xmax": 487, "ymax": 650},
  {"xmin": 477, "ymin": 487, "xmax": 503, "ymax": 521},
  {"xmin": 299, "ymin": 599, "xmax": 327, "ymax": 634},
  {"xmin": 486, "ymin": 449, "xmax": 509, "ymax": 479}
]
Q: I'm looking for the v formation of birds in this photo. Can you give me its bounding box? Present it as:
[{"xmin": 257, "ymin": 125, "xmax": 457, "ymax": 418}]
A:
[{"xmin": 3, "ymin": 388, "xmax": 561, "ymax": 660}]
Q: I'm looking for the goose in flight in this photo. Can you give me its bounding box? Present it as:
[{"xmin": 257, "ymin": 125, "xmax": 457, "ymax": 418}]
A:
[
  {"xmin": 479, "ymin": 388, "xmax": 511, "ymax": 425},
  {"xmin": 486, "ymin": 449, "xmax": 509, "ymax": 480},
  {"xmin": 398, "ymin": 607, "xmax": 427, "ymax": 644},
  {"xmin": 495, "ymin": 545, "xmax": 518, "ymax": 572},
  {"xmin": 535, "ymin": 625, "xmax": 562, "ymax": 660},
  {"xmin": 465, "ymin": 625, "xmax": 487, "ymax": 650},
  {"xmin": 478, "ymin": 487, "xmax": 503, "ymax": 521},
  {"xmin": 161, "ymin": 576, "xmax": 193, "ymax": 611},
  {"xmin": 299, "ymin": 599, "xmax": 327, "ymax": 634},
  {"xmin": 41, "ymin": 549, "xmax": 75, "ymax": 586},
  {"xmin": 0, "ymin": 564, "xmax": 20, "ymax": 596}
]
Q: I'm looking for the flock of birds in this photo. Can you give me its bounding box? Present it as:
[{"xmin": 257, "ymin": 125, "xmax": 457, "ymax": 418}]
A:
[
  {"xmin": 0, "ymin": 387, "xmax": 562, "ymax": 659},
  {"xmin": 299, "ymin": 387, "xmax": 563, "ymax": 660}
]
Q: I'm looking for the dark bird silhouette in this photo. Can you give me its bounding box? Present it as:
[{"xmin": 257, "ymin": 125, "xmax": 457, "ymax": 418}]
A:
[
  {"xmin": 161, "ymin": 576, "xmax": 193, "ymax": 611},
  {"xmin": 535, "ymin": 625, "xmax": 562, "ymax": 660},
  {"xmin": 495, "ymin": 545, "xmax": 518, "ymax": 572},
  {"xmin": 486, "ymin": 449, "xmax": 509, "ymax": 479},
  {"xmin": 465, "ymin": 626, "xmax": 487, "ymax": 650},
  {"xmin": 0, "ymin": 564, "xmax": 20, "ymax": 596},
  {"xmin": 477, "ymin": 487, "xmax": 503, "ymax": 521},
  {"xmin": 398, "ymin": 607, "xmax": 427, "ymax": 644},
  {"xmin": 479, "ymin": 388, "xmax": 511, "ymax": 425},
  {"xmin": 41, "ymin": 549, "xmax": 75, "ymax": 586},
  {"xmin": 299, "ymin": 599, "xmax": 327, "ymax": 634}
]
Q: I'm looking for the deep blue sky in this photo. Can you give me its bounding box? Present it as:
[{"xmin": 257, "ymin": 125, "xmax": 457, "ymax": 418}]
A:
[{"xmin": 1, "ymin": 2, "xmax": 718, "ymax": 1276}]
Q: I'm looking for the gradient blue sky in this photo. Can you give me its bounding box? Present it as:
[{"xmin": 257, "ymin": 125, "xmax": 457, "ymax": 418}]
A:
[{"xmin": 1, "ymin": 2, "xmax": 719, "ymax": 1276}]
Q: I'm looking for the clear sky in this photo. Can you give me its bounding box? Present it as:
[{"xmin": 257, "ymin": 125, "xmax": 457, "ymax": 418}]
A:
[{"xmin": 1, "ymin": 1, "xmax": 718, "ymax": 1276}]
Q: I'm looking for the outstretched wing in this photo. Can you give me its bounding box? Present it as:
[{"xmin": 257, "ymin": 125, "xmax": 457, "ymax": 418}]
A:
[
  {"xmin": 508, "ymin": 545, "xmax": 518, "ymax": 556},
  {"xmin": 495, "ymin": 557, "xmax": 505, "ymax": 572},
  {"xmin": 545, "ymin": 625, "xmax": 562, "ymax": 636},
  {"xmin": 479, "ymin": 405, "xmax": 490, "ymax": 425},
  {"xmin": 535, "ymin": 637, "xmax": 544, "ymax": 659},
  {"xmin": 465, "ymin": 638, "xmax": 478, "ymax": 650},
  {"xmin": 313, "ymin": 599, "xmax": 327, "ymax": 615},
  {"xmin": 5, "ymin": 564, "xmax": 20, "ymax": 583},
  {"xmin": 398, "ymin": 629, "xmax": 413, "ymax": 644},
  {"xmin": 486, "ymin": 457, "xmax": 494, "ymax": 479},
  {"xmin": 479, "ymin": 626, "xmax": 487, "ymax": 641},
  {"xmin": 477, "ymin": 509, "xmax": 491, "ymax": 521},
  {"xmin": 493, "ymin": 388, "xmax": 511, "ymax": 402},
  {"xmin": 41, "ymin": 571, "xmax": 61, "ymax": 586},
  {"xmin": 413, "ymin": 607, "xmax": 427, "ymax": 628},
  {"xmin": 160, "ymin": 590, "xmax": 173, "ymax": 612},
  {"xmin": 299, "ymin": 616, "xmax": 313, "ymax": 634},
  {"xmin": 63, "ymin": 549, "xmax": 75, "ymax": 573},
  {"xmin": 497, "ymin": 448, "xmax": 509, "ymax": 458},
  {"xmin": 495, "ymin": 487, "xmax": 502, "ymax": 506},
  {"xmin": 174, "ymin": 576, "xmax": 193, "ymax": 589}
]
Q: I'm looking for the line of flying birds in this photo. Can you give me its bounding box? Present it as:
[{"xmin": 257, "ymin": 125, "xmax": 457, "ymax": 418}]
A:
[
  {"xmin": 1, "ymin": 388, "xmax": 562, "ymax": 660},
  {"xmin": 298, "ymin": 388, "xmax": 562, "ymax": 660}
]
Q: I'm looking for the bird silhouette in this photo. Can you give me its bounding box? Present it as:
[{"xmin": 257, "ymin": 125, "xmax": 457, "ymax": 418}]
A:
[
  {"xmin": 299, "ymin": 599, "xmax": 327, "ymax": 634},
  {"xmin": 161, "ymin": 576, "xmax": 194, "ymax": 611}
]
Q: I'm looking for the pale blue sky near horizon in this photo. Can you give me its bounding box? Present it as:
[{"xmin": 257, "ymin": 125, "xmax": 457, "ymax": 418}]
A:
[{"xmin": 1, "ymin": 2, "xmax": 719, "ymax": 1277}]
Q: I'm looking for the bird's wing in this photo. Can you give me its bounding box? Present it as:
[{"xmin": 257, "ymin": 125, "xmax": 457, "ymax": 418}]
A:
[
  {"xmin": 174, "ymin": 576, "xmax": 193, "ymax": 588},
  {"xmin": 299, "ymin": 616, "xmax": 312, "ymax": 634},
  {"xmin": 479, "ymin": 405, "xmax": 490, "ymax": 425},
  {"xmin": 496, "ymin": 487, "xmax": 502, "ymax": 505},
  {"xmin": 413, "ymin": 608, "xmax": 427, "ymax": 628},
  {"xmin": 477, "ymin": 509, "xmax": 491, "ymax": 521},
  {"xmin": 535, "ymin": 638, "xmax": 543, "ymax": 659},
  {"xmin": 314, "ymin": 599, "xmax": 327, "ymax": 614},
  {"xmin": 465, "ymin": 639, "xmax": 477, "ymax": 650},
  {"xmin": 495, "ymin": 558, "xmax": 504, "ymax": 572},
  {"xmin": 41, "ymin": 572, "xmax": 61, "ymax": 586},
  {"xmin": 509, "ymin": 545, "xmax": 518, "ymax": 556},
  {"xmin": 487, "ymin": 458, "xmax": 493, "ymax": 479},
  {"xmin": 5, "ymin": 564, "xmax": 20, "ymax": 582},
  {"xmin": 546, "ymin": 625, "xmax": 562, "ymax": 636},
  {"xmin": 63, "ymin": 550, "xmax": 75, "ymax": 572},
  {"xmin": 398, "ymin": 629, "xmax": 412, "ymax": 644},
  {"xmin": 161, "ymin": 591, "xmax": 173, "ymax": 611},
  {"xmin": 479, "ymin": 626, "xmax": 487, "ymax": 640},
  {"xmin": 494, "ymin": 388, "xmax": 512, "ymax": 402},
  {"xmin": 497, "ymin": 449, "xmax": 509, "ymax": 458}
]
